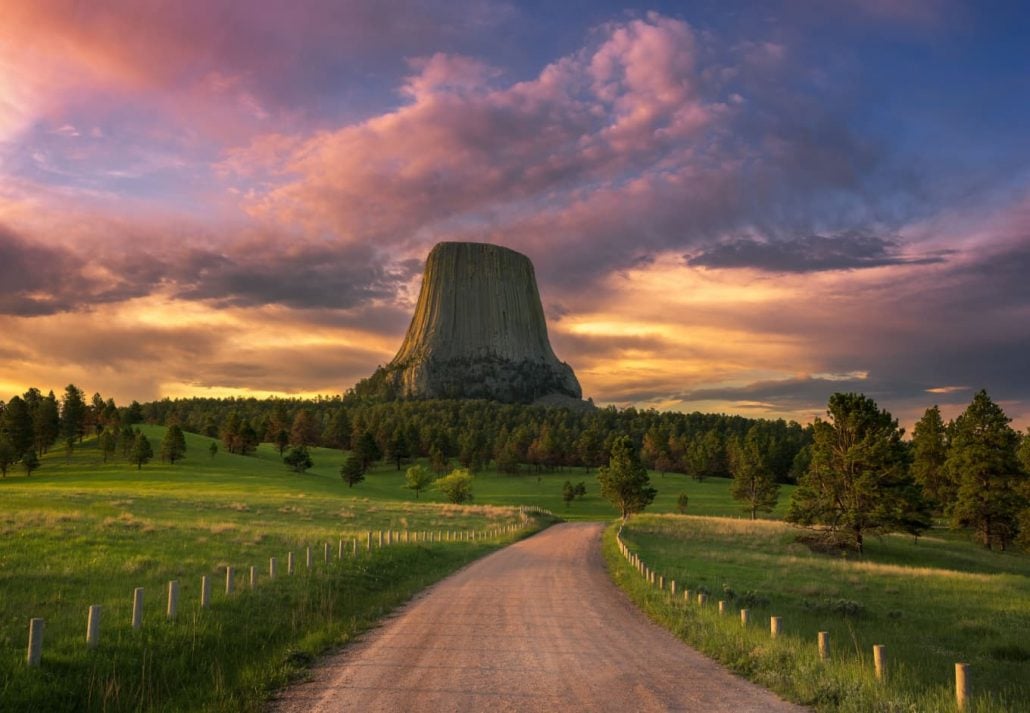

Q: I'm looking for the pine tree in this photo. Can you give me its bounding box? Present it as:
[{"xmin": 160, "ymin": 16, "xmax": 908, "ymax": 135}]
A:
[
  {"xmin": 2, "ymin": 396, "xmax": 34, "ymax": 457},
  {"xmin": 160, "ymin": 425, "xmax": 187, "ymax": 464},
  {"xmin": 354, "ymin": 431, "xmax": 382, "ymax": 470},
  {"xmin": 945, "ymin": 390, "xmax": 1025, "ymax": 550},
  {"xmin": 728, "ymin": 425, "xmax": 780, "ymax": 520},
  {"xmin": 787, "ymin": 393, "xmax": 925, "ymax": 553},
  {"xmin": 290, "ymin": 410, "xmax": 319, "ymax": 447},
  {"xmin": 911, "ymin": 405, "xmax": 952, "ymax": 514},
  {"xmin": 284, "ymin": 446, "xmax": 313, "ymax": 473},
  {"xmin": 597, "ymin": 436, "xmax": 656, "ymax": 520},
  {"xmin": 60, "ymin": 384, "xmax": 86, "ymax": 446},
  {"xmin": 22, "ymin": 450, "xmax": 39, "ymax": 476},
  {"xmin": 0, "ymin": 436, "xmax": 15, "ymax": 477},
  {"xmin": 130, "ymin": 432, "xmax": 154, "ymax": 471},
  {"xmin": 341, "ymin": 456, "xmax": 365, "ymax": 487},
  {"xmin": 32, "ymin": 392, "xmax": 60, "ymax": 456},
  {"xmin": 98, "ymin": 428, "xmax": 117, "ymax": 463}
]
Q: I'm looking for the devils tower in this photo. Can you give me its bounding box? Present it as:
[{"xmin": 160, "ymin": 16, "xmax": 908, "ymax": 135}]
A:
[{"xmin": 358, "ymin": 242, "xmax": 582, "ymax": 404}]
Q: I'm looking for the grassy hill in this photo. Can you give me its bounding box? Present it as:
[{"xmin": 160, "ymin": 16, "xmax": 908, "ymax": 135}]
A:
[
  {"xmin": 0, "ymin": 426, "xmax": 544, "ymax": 711},
  {"xmin": 610, "ymin": 515, "xmax": 1030, "ymax": 712}
]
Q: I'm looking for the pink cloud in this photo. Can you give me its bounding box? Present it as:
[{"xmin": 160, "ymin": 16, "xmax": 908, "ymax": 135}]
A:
[{"xmin": 231, "ymin": 14, "xmax": 725, "ymax": 244}]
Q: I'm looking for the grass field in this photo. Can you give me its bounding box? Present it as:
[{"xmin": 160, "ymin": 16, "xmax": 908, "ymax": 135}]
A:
[
  {"xmin": 608, "ymin": 515, "xmax": 1030, "ymax": 712},
  {"xmin": 3, "ymin": 424, "xmax": 1027, "ymax": 711},
  {"xmin": 0, "ymin": 427, "xmax": 548, "ymax": 711}
]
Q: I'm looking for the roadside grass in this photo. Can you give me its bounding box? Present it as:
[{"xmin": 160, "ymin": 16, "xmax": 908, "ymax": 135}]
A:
[
  {"xmin": 0, "ymin": 427, "xmax": 550, "ymax": 711},
  {"xmin": 606, "ymin": 515, "xmax": 1030, "ymax": 712}
]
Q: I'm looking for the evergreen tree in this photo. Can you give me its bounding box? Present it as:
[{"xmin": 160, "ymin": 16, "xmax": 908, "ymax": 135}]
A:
[
  {"xmin": 274, "ymin": 428, "xmax": 290, "ymax": 457},
  {"xmin": 120, "ymin": 425, "xmax": 136, "ymax": 456},
  {"xmin": 323, "ymin": 408, "xmax": 352, "ymax": 450},
  {"xmin": 728, "ymin": 425, "xmax": 780, "ymax": 520},
  {"xmin": 340, "ymin": 455, "xmax": 365, "ymax": 487},
  {"xmin": 354, "ymin": 431, "xmax": 382, "ymax": 470},
  {"xmin": 22, "ymin": 450, "xmax": 39, "ymax": 476},
  {"xmin": 160, "ymin": 424, "xmax": 187, "ymax": 464},
  {"xmin": 283, "ymin": 446, "xmax": 313, "ymax": 473},
  {"xmin": 0, "ymin": 435, "xmax": 14, "ymax": 477},
  {"xmin": 787, "ymin": 393, "xmax": 925, "ymax": 554},
  {"xmin": 945, "ymin": 390, "xmax": 1024, "ymax": 550},
  {"xmin": 405, "ymin": 464, "xmax": 434, "ymax": 498},
  {"xmin": 60, "ymin": 384, "xmax": 87, "ymax": 446},
  {"xmin": 130, "ymin": 432, "xmax": 154, "ymax": 470},
  {"xmin": 388, "ymin": 429, "xmax": 411, "ymax": 471},
  {"xmin": 208, "ymin": 441, "xmax": 218, "ymax": 459},
  {"xmin": 98, "ymin": 428, "xmax": 117, "ymax": 463},
  {"xmin": 562, "ymin": 480, "xmax": 576, "ymax": 508},
  {"xmin": 597, "ymin": 436, "xmax": 657, "ymax": 521},
  {"xmin": 676, "ymin": 492, "xmax": 689, "ymax": 514},
  {"xmin": 32, "ymin": 392, "xmax": 60, "ymax": 456},
  {"xmin": 290, "ymin": 409, "xmax": 319, "ymax": 447},
  {"xmin": 911, "ymin": 405, "xmax": 953, "ymax": 514},
  {"xmin": 3, "ymin": 396, "xmax": 34, "ymax": 456}
]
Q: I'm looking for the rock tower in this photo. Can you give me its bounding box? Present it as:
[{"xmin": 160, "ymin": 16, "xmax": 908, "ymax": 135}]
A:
[{"xmin": 364, "ymin": 242, "xmax": 582, "ymax": 403}]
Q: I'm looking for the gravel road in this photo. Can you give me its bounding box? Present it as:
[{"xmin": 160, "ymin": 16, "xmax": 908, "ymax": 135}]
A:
[{"xmin": 269, "ymin": 521, "xmax": 806, "ymax": 712}]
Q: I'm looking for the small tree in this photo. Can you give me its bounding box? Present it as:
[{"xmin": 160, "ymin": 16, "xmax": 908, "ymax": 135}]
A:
[
  {"xmin": 340, "ymin": 456, "xmax": 365, "ymax": 487},
  {"xmin": 130, "ymin": 432, "xmax": 153, "ymax": 471},
  {"xmin": 283, "ymin": 446, "xmax": 313, "ymax": 474},
  {"xmin": 562, "ymin": 480, "xmax": 576, "ymax": 508},
  {"xmin": 98, "ymin": 428, "xmax": 117, "ymax": 463},
  {"xmin": 208, "ymin": 441, "xmax": 218, "ymax": 459},
  {"xmin": 728, "ymin": 426, "xmax": 780, "ymax": 520},
  {"xmin": 160, "ymin": 424, "xmax": 187, "ymax": 464},
  {"xmin": 0, "ymin": 436, "xmax": 15, "ymax": 477},
  {"xmin": 574, "ymin": 481, "xmax": 587, "ymax": 499},
  {"xmin": 405, "ymin": 464, "xmax": 434, "ymax": 498},
  {"xmin": 435, "ymin": 468, "xmax": 474, "ymax": 504},
  {"xmin": 354, "ymin": 431, "xmax": 382, "ymax": 471},
  {"xmin": 429, "ymin": 444, "xmax": 448, "ymax": 474},
  {"xmin": 597, "ymin": 436, "xmax": 657, "ymax": 521},
  {"xmin": 274, "ymin": 429, "xmax": 290, "ymax": 458},
  {"xmin": 22, "ymin": 450, "xmax": 40, "ymax": 477},
  {"xmin": 676, "ymin": 492, "xmax": 689, "ymax": 514}
]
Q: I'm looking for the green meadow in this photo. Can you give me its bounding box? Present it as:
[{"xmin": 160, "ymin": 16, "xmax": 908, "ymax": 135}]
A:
[
  {"xmin": 3, "ymin": 424, "xmax": 1027, "ymax": 711},
  {"xmin": 0, "ymin": 426, "xmax": 546, "ymax": 711},
  {"xmin": 609, "ymin": 515, "xmax": 1030, "ymax": 712}
]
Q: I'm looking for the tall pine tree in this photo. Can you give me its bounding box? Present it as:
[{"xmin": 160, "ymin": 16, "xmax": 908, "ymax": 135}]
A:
[{"xmin": 945, "ymin": 390, "xmax": 1025, "ymax": 550}]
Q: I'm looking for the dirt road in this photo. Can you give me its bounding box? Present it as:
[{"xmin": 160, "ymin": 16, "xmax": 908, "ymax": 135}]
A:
[{"xmin": 270, "ymin": 522, "xmax": 806, "ymax": 712}]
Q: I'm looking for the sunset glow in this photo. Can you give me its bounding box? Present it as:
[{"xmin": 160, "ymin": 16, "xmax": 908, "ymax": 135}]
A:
[{"xmin": 1, "ymin": 0, "xmax": 1027, "ymax": 427}]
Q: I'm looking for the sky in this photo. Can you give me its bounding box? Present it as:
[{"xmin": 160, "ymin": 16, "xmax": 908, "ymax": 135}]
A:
[{"xmin": 0, "ymin": 0, "xmax": 1028, "ymax": 429}]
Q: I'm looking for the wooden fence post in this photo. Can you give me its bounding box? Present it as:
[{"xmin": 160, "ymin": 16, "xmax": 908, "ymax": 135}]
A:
[
  {"xmin": 718, "ymin": 600, "xmax": 726, "ymax": 615},
  {"xmin": 86, "ymin": 606, "xmax": 101, "ymax": 649},
  {"xmin": 955, "ymin": 663, "xmax": 969, "ymax": 710},
  {"xmin": 132, "ymin": 587, "xmax": 144, "ymax": 629},
  {"xmin": 873, "ymin": 645, "xmax": 886, "ymax": 681},
  {"xmin": 167, "ymin": 580, "xmax": 179, "ymax": 620},
  {"xmin": 818, "ymin": 632, "xmax": 830, "ymax": 661},
  {"xmin": 770, "ymin": 617, "xmax": 781, "ymax": 638},
  {"xmin": 324, "ymin": 542, "xmax": 330, "ymax": 563},
  {"xmin": 26, "ymin": 618, "xmax": 44, "ymax": 667},
  {"xmin": 287, "ymin": 552, "xmax": 295, "ymax": 575},
  {"xmin": 305, "ymin": 547, "xmax": 312, "ymax": 569},
  {"xmin": 226, "ymin": 566, "xmax": 235, "ymax": 595},
  {"xmin": 249, "ymin": 566, "xmax": 256, "ymax": 589},
  {"xmin": 200, "ymin": 576, "xmax": 211, "ymax": 609},
  {"xmin": 740, "ymin": 609, "xmax": 750, "ymax": 626},
  {"xmin": 269, "ymin": 557, "xmax": 278, "ymax": 579}
]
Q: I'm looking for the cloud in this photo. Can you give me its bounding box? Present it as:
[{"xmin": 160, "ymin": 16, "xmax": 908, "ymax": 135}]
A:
[
  {"xmin": 685, "ymin": 232, "xmax": 951, "ymax": 273},
  {"xmin": 0, "ymin": 224, "xmax": 150, "ymax": 315}
]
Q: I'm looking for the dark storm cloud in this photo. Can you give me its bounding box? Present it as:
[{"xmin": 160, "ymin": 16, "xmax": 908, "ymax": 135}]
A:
[
  {"xmin": 0, "ymin": 224, "xmax": 150, "ymax": 316},
  {"xmin": 685, "ymin": 233, "xmax": 951, "ymax": 273},
  {"xmin": 159, "ymin": 243, "xmax": 420, "ymax": 311}
]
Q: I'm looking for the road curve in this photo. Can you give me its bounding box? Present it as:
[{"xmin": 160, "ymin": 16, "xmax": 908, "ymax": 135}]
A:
[{"xmin": 269, "ymin": 522, "xmax": 806, "ymax": 712}]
